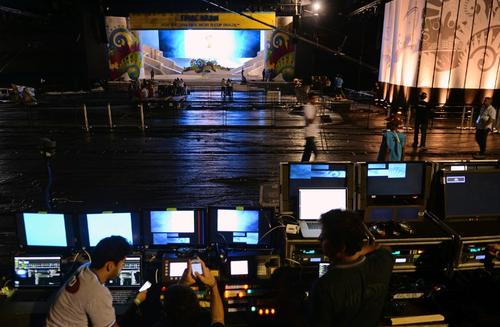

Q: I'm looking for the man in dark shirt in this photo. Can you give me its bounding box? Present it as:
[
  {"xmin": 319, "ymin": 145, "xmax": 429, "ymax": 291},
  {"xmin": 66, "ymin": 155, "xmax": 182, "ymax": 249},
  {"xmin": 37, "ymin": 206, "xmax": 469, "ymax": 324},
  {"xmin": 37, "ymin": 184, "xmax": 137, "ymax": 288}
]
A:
[
  {"xmin": 412, "ymin": 92, "xmax": 431, "ymax": 149},
  {"xmin": 308, "ymin": 210, "xmax": 394, "ymax": 327}
]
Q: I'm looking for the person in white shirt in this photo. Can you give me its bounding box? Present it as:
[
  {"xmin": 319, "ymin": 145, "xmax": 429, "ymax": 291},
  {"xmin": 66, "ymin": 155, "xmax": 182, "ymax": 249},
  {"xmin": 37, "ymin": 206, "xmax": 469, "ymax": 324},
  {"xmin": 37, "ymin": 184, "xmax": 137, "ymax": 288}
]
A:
[
  {"xmin": 301, "ymin": 93, "xmax": 320, "ymax": 162},
  {"xmin": 46, "ymin": 236, "xmax": 147, "ymax": 327},
  {"xmin": 474, "ymin": 97, "xmax": 496, "ymax": 158}
]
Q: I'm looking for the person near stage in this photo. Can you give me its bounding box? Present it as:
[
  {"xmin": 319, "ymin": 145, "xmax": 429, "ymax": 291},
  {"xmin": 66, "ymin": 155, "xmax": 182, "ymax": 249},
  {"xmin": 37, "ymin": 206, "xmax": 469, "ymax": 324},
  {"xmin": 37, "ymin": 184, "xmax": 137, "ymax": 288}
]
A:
[
  {"xmin": 221, "ymin": 78, "xmax": 226, "ymax": 97},
  {"xmin": 225, "ymin": 79, "xmax": 233, "ymax": 97},
  {"xmin": 412, "ymin": 92, "xmax": 431, "ymax": 149},
  {"xmin": 474, "ymin": 97, "xmax": 496, "ymax": 159},
  {"xmin": 334, "ymin": 74, "xmax": 345, "ymax": 99},
  {"xmin": 377, "ymin": 114, "xmax": 406, "ymax": 161},
  {"xmin": 308, "ymin": 209, "xmax": 394, "ymax": 327},
  {"xmin": 46, "ymin": 236, "xmax": 147, "ymax": 327},
  {"xmin": 154, "ymin": 259, "xmax": 224, "ymax": 327},
  {"xmin": 301, "ymin": 92, "xmax": 320, "ymax": 162}
]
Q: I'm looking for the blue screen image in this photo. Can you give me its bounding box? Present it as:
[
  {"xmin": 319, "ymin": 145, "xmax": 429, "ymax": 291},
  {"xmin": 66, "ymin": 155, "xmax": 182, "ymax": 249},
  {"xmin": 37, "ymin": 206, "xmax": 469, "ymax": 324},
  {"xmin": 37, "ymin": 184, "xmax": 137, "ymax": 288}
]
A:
[
  {"xmin": 86, "ymin": 213, "xmax": 133, "ymax": 246},
  {"xmin": 290, "ymin": 164, "xmax": 346, "ymax": 179},
  {"xmin": 158, "ymin": 30, "xmax": 261, "ymax": 68},
  {"xmin": 368, "ymin": 163, "xmax": 407, "ymax": 178},
  {"xmin": 217, "ymin": 209, "xmax": 259, "ymax": 232},
  {"xmin": 23, "ymin": 213, "xmax": 67, "ymax": 247},
  {"xmin": 150, "ymin": 210, "xmax": 195, "ymax": 233}
]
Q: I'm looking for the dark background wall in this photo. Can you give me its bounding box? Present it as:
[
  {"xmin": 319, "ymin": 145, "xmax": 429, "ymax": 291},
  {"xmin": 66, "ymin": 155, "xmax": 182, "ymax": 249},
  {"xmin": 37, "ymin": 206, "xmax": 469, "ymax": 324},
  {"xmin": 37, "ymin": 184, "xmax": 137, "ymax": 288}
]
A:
[{"xmin": 0, "ymin": 0, "xmax": 383, "ymax": 90}]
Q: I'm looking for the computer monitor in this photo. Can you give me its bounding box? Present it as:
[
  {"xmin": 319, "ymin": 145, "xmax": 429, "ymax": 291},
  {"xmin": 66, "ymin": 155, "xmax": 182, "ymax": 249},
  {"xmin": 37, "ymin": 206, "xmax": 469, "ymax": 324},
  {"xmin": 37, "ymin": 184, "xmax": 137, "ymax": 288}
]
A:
[
  {"xmin": 319, "ymin": 262, "xmax": 330, "ymax": 278},
  {"xmin": 14, "ymin": 256, "xmax": 62, "ymax": 288},
  {"xmin": 209, "ymin": 208, "xmax": 271, "ymax": 246},
  {"xmin": 17, "ymin": 212, "xmax": 74, "ymax": 248},
  {"xmin": 365, "ymin": 162, "xmax": 425, "ymax": 197},
  {"xmin": 444, "ymin": 170, "xmax": 500, "ymax": 218},
  {"xmin": 80, "ymin": 212, "xmax": 141, "ymax": 247},
  {"xmin": 106, "ymin": 256, "xmax": 142, "ymax": 288},
  {"xmin": 298, "ymin": 188, "xmax": 347, "ymax": 220},
  {"xmin": 144, "ymin": 209, "xmax": 203, "ymax": 246},
  {"xmin": 286, "ymin": 163, "xmax": 350, "ymax": 213}
]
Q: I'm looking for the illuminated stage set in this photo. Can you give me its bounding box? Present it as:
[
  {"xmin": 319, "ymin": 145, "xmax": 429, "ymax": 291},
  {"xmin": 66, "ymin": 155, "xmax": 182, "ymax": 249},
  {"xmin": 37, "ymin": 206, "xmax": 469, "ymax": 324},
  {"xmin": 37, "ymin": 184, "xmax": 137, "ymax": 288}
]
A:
[
  {"xmin": 379, "ymin": 0, "xmax": 500, "ymax": 106},
  {"xmin": 104, "ymin": 12, "xmax": 295, "ymax": 83}
]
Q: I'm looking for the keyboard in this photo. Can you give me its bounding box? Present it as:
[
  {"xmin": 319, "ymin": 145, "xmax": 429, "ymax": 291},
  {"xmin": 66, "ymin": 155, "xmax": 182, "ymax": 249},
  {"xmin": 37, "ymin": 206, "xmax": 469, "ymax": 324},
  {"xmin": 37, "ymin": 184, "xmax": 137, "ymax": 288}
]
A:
[
  {"xmin": 111, "ymin": 289, "xmax": 136, "ymax": 304},
  {"xmin": 306, "ymin": 222, "xmax": 322, "ymax": 229}
]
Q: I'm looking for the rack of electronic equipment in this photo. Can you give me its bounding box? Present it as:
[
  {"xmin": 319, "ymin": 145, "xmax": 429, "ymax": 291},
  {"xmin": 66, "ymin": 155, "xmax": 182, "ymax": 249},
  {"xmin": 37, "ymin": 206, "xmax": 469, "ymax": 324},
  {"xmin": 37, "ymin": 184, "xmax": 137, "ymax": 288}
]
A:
[{"xmin": 3, "ymin": 160, "xmax": 499, "ymax": 327}]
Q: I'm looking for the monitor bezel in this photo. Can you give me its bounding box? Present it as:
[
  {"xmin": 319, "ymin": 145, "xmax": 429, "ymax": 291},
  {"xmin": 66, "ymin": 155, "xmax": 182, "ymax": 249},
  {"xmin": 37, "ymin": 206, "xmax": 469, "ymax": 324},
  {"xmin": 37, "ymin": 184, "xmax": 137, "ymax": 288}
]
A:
[
  {"xmin": 17, "ymin": 212, "xmax": 75, "ymax": 251},
  {"xmin": 143, "ymin": 208, "xmax": 204, "ymax": 247},
  {"xmin": 280, "ymin": 161, "xmax": 354, "ymax": 215},
  {"xmin": 208, "ymin": 207, "xmax": 272, "ymax": 247},
  {"xmin": 79, "ymin": 211, "xmax": 141, "ymax": 247},
  {"xmin": 13, "ymin": 255, "xmax": 63, "ymax": 288}
]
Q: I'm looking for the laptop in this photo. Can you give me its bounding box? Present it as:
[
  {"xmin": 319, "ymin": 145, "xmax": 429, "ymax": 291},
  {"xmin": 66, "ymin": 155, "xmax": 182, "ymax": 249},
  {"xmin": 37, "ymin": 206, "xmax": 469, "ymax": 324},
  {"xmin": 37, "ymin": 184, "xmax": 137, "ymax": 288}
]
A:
[
  {"xmin": 298, "ymin": 188, "xmax": 347, "ymax": 238},
  {"xmin": 13, "ymin": 255, "xmax": 62, "ymax": 301},
  {"xmin": 106, "ymin": 256, "xmax": 142, "ymax": 304}
]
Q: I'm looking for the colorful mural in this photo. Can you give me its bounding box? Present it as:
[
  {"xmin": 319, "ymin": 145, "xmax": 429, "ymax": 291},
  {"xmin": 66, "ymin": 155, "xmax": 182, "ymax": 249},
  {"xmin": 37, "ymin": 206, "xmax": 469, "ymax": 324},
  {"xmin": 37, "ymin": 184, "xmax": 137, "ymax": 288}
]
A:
[
  {"xmin": 105, "ymin": 16, "xmax": 142, "ymax": 81},
  {"xmin": 265, "ymin": 28, "xmax": 295, "ymax": 82}
]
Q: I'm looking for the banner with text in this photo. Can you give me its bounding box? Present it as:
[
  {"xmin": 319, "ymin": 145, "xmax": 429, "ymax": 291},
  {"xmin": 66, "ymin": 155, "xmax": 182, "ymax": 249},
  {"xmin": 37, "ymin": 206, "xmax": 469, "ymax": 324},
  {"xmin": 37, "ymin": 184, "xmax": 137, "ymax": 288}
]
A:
[{"xmin": 129, "ymin": 12, "xmax": 276, "ymax": 30}]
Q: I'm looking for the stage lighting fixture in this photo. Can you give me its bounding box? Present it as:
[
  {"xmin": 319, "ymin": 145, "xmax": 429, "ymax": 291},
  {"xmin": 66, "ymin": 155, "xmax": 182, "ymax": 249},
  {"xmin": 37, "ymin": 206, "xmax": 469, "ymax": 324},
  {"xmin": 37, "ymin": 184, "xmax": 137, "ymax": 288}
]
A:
[{"xmin": 313, "ymin": 3, "xmax": 321, "ymax": 11}]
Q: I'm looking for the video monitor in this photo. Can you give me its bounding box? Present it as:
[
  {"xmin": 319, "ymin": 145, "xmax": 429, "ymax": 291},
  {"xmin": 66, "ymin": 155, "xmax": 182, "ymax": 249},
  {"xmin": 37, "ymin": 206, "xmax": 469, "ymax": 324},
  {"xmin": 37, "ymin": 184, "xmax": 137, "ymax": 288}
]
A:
[
  {"xmin": 162, "ymin": 259, "xmax": 188, "ymax": 281},
  {"xmin": 80, "ymin": 212, "xmax": 141, "ymax": 247},
  {"xmin": 298, "ymin": 188, "xmax": 347, "ymax": 220},
  {"xmin": 365, "ymin": 162, "xmax": 425, "ymax": 197},
  {"xmin": 144, "ymin": 209, "xmax": 203, "ymax": 246},
  {"xmin": 14, "ymin": 256, "xmax": 61, "ymax": 288},
  {"xmin": 209, "ymin": 208, "xmax": 272, "ymax": 246},
  {"xmin": 286, "ymin": 163, "xmax": 350, "ymax": 213},
  {"xmin": 444, "ymin": 170, "xmax": 500, "ymax": 218},
  {"xmin": 17, "ymin": 212, "xmax": 74, "ymax": 248},
  {"xmin": 106, "ymin": 256, "xmax": 142, "ymax": 288},
  {"xmin": 230, "ymin": 260, "xmax": 249, "ymax": 276}
]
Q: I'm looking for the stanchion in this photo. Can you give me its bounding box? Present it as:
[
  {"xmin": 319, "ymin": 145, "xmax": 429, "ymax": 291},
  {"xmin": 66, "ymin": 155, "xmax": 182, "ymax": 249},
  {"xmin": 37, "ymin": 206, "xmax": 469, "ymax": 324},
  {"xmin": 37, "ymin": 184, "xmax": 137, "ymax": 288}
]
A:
[
  {"xmin": 139, "ymin": 103, "xmax": 145, "ymax": 131},
  {"xmin": 82, "ymin": 104, "xmax": 89, "ymax": 132},
  {"xmin": 107, "ymin": 103, "xmax": 113, "ymax": 130}
]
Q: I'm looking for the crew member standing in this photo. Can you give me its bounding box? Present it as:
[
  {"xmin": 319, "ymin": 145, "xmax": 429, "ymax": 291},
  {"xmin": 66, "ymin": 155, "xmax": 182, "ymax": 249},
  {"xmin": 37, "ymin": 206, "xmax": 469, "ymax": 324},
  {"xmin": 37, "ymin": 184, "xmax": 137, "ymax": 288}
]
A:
[
  {"xmin": 412, "ymin": 92, "xmax": 430, "ymax": 149},
  {"xmin": 474, "ymin": 97, "xmax": 496, "ymax": 158}
]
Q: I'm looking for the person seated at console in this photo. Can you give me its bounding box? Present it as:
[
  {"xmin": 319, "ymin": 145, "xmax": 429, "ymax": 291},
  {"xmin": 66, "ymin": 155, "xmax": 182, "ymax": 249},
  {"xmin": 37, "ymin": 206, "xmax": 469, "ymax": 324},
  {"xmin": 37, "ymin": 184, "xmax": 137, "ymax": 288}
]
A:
[
  {"xmin": 46, "ymin": 236, "xmax": 147, "ymax": 327},
  {"xmin": 154, "ymin": 259, "xmax": 224, "ymax": 327},
  {"xmin": 308, "ymin": 209, "xmax": 394, "ymax": 327}
]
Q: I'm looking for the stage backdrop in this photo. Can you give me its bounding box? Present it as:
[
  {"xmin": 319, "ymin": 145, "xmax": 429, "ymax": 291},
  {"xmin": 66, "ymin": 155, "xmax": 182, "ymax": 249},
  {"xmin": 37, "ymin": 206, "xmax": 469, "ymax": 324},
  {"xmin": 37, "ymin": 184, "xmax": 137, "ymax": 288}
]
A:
[
  {"xmin": 379, "ymin": 0, "xmax": 500, "ymax": 97},
  {"xmin": 105, "ymin": 16, "xmax": 143, "ymax": 81}
]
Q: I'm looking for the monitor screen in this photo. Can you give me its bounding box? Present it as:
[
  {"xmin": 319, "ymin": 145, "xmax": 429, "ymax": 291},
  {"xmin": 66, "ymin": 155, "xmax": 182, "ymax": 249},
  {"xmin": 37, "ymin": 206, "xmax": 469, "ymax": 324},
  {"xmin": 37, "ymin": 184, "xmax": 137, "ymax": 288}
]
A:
[
  {"xmin": 82, "ymin": 212, "xmax": 138, "ymax": 246},
  {"xmin": 14, "ymin": 256, "xmax": 61, "ymax": 287},
  {"xmin": 169, "ymin": 261, "xmax": 188, "ymax": 278},
  {"xmin": 230, "ymin": 260, "xmax": 249, "ymax": 276},
  {"xmin": 216, "ymin": 209, "xmax": 259, "ymax": 245},
  {"xmin": 288, "ymin": 163, "xmax": 348, "ymax": 213},
  {"xmin": 147, "ymin": 210, "xmax": 200, "ymax": 245},
  {"xmin": 106, "ymin": 256, "xmax": 141, "ymax": 288},
  {"xmin": 20, "ymin": 213, "xmax": 69, "ymax": 247},
  {"xmin": 366, "ymin": 162, "xmax": 424, "ymax": 196},
  {"xmin": 444, "ymin": 171, "xmax": 500, "ymax": 217},
  {"xmin": 299, "ymin": 188, "xmax": 347, "ymax": 220}
]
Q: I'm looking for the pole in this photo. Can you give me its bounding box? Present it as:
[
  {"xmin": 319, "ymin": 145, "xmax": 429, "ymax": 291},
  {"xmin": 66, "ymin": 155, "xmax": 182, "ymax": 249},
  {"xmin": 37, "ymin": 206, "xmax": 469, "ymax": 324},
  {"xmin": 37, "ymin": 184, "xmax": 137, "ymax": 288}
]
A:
[
  {"xmin": 82, "ymin": 104, "xmax": 89, "ymax": 132},
  {"xmin": 107, "ymin": 103, "xmax": 113, "ymax": 129}
]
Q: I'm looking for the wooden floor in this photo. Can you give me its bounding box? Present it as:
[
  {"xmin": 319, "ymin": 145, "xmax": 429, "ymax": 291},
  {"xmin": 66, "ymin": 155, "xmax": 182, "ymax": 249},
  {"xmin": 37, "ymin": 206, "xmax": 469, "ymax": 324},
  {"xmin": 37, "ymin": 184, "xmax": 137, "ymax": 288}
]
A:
[{"xmin": 0, "ymin": 90, "xmax": 499, "ymax": 266}]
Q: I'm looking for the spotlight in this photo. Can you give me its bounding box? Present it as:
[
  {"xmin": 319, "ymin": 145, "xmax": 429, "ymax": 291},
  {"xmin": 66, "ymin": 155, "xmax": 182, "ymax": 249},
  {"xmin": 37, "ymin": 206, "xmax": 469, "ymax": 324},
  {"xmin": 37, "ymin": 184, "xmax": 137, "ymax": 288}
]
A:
[{"xmin": 313, "ymin": 2, "xmax": 321, "ymax": 12}]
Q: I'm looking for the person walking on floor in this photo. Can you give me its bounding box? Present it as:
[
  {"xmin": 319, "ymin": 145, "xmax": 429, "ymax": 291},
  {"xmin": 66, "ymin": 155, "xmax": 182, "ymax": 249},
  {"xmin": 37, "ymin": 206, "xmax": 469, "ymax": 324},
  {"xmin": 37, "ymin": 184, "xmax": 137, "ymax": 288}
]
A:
[
  {"xmin": 474, "ymin": 97, "xmax": 496, "ymax": 159},
  {"xmin": 301, "ymin": 92, "xmax": 320, "ymax": 162}
]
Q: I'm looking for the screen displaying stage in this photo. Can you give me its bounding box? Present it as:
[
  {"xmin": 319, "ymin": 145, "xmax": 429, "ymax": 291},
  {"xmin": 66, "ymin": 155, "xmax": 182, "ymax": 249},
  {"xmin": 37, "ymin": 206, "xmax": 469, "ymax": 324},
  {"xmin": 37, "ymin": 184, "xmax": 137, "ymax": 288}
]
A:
[{"xmin": 140, "ymin": 29, "xmax": 263, "ymax": 68}]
